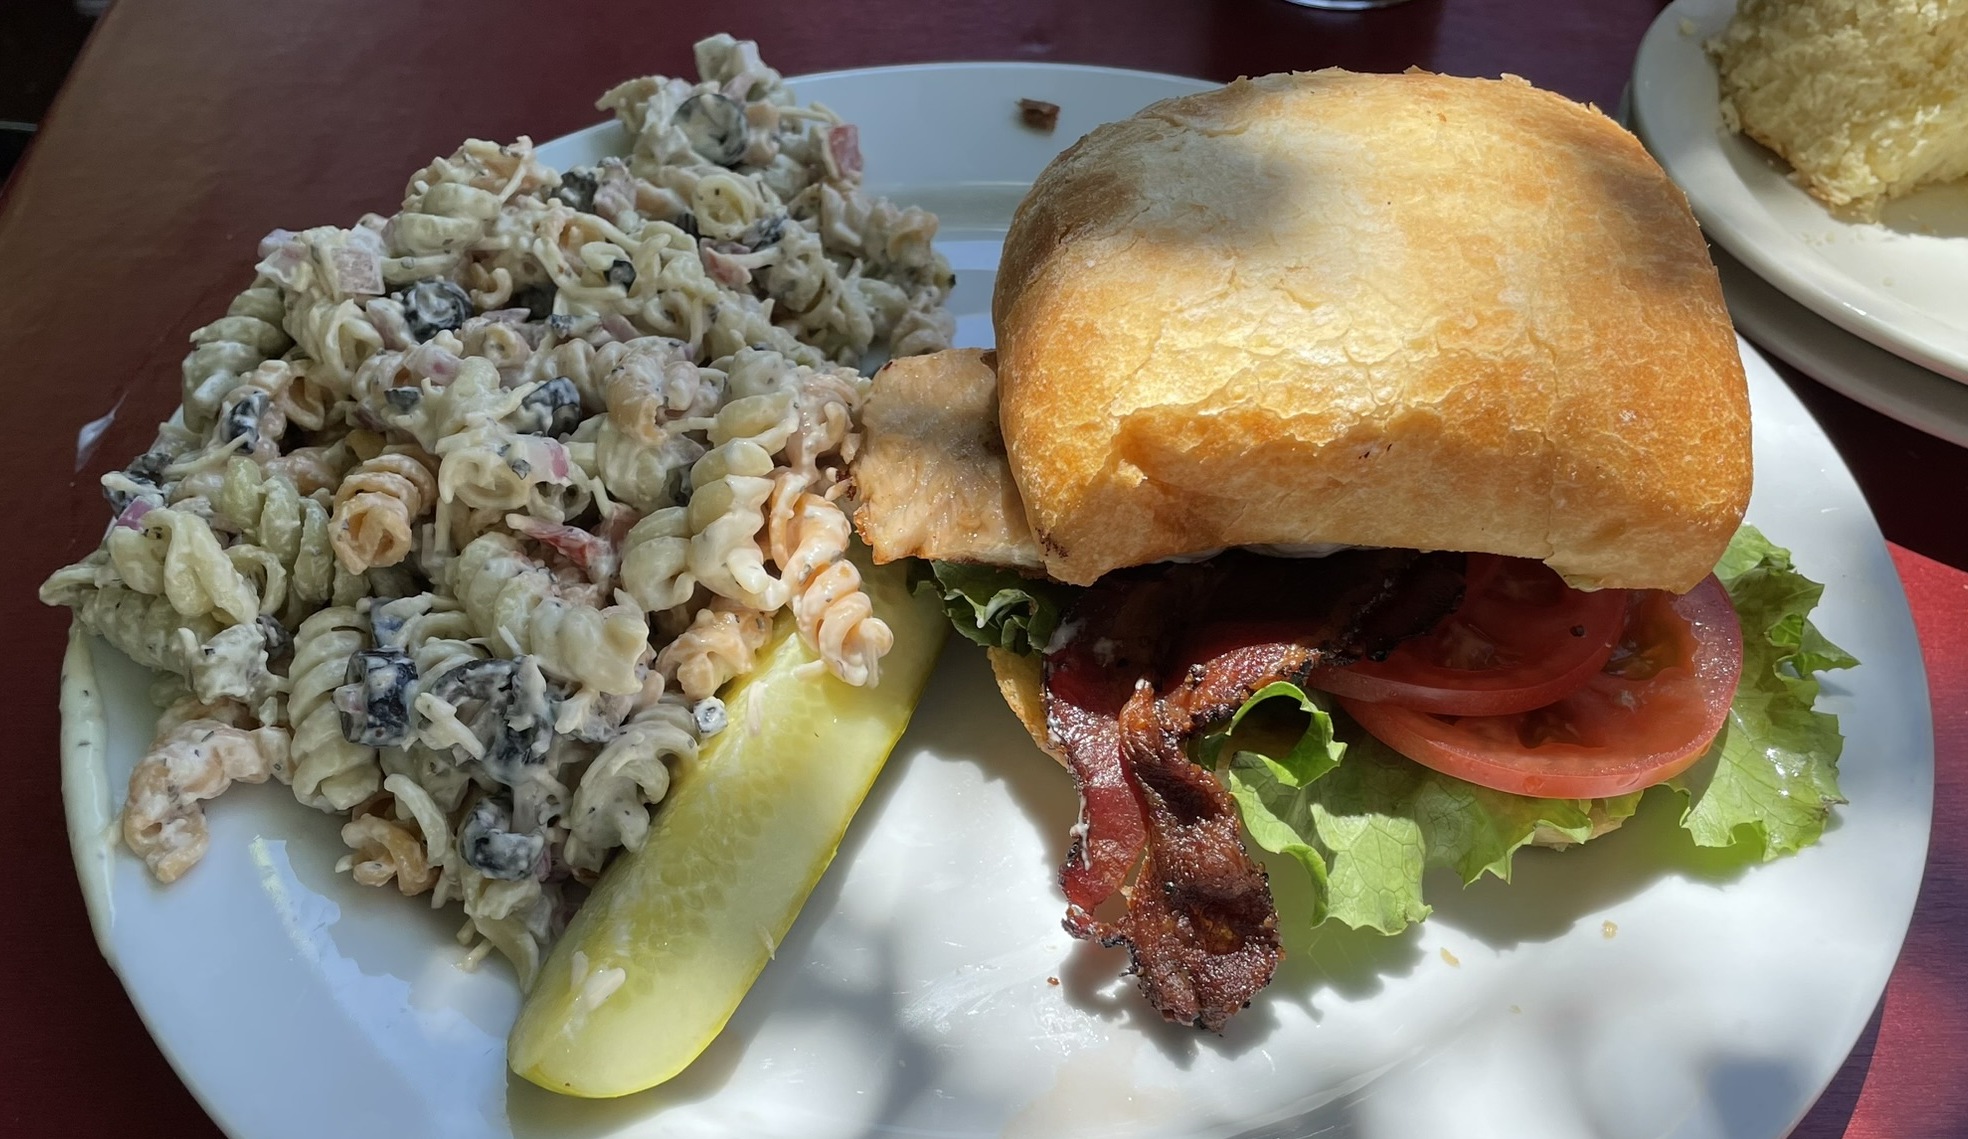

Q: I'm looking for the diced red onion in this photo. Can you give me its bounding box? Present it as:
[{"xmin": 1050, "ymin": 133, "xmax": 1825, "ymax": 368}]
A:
[
  {"xmin": 113, "ymin": 498, "xmax": 155, "ymax": 530},
  {"xmin": 697, "ymin": 240, "xmax": 752, "ymax": 288},
  {"xmin": 541, "ymin": 438, "xmax": 571, "ymax": 481},
  {"xmin": 405, "ymin": 341, "xmax": 462, "ymax": 381},
  {"xmin": 364, "ymin": 299, "xmax": 415, "ymax": 350},
  {"xmin": 332, "ymin": 245, "xmax": 383, "ymax": 297},
  {"xmin": 254, "ymin": 242, "xmax": 311, "ymax": 291},
  {"xmin": 599, "ymin": 313, "xmax": 641, "ymax": 343}
]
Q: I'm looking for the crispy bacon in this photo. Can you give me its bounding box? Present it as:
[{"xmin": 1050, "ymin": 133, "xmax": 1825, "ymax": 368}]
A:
[
  {"xmin": 1043, "ymin": 549, "xmax": 1464, "ymax": 1029},
  {"xmin": 1047, "ymin": 563, "xmax": 1217, "ymax": 920}
]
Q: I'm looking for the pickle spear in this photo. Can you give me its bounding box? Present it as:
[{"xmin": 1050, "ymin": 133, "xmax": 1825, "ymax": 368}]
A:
[{"xmin": 508, "ymin": 554, "xmax": 947, "ymax": 1097}]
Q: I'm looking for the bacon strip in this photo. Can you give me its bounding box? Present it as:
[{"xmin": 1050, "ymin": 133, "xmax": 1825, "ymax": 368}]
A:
[
  {"xmin": 1046, "ymin": 563, "xmax": 1219, "ymax": 921},
  {"xmin": 1043, "ymin": 549, "xmax": 1464, "ymax": 1029}
]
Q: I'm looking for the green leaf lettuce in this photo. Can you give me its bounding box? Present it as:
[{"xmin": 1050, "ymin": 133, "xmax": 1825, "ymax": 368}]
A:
[
  {"xmin": 912, "ymin": 561, "xmax": 1070, "ymax": 658},
  {"xmin": 1668, "ymin": 524, "xmax": 1857, "ymax": 856},
  {"xmin": 1210, "ymin": 525, "xmax": 1855, "ymax": 935}
]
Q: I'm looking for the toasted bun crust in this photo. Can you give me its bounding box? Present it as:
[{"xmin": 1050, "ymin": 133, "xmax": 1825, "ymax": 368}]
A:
[
  {"xmin": 986, "ymin": 647, "xmax": 1063, "ymax": 763},
  {"xmin": 992, "ymin": 70, "xmax": 1750, "ymax": 592}
]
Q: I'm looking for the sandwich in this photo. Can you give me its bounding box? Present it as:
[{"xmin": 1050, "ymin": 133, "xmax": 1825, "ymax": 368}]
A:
[{"xmin": 849, "ymin": 70, "xmax": 1855, "ymax": 1029}]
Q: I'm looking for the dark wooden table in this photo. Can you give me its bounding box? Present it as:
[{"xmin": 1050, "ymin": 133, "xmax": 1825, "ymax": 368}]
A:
[{"xmin": 3, "ymin": 1, "xmax": 1962, "ymax": 1136}]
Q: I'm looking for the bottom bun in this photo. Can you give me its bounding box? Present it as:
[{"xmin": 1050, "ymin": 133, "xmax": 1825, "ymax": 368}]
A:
[{"xmin": 987, "ymin": 648, "xmax": 1063, "ymax": 765}]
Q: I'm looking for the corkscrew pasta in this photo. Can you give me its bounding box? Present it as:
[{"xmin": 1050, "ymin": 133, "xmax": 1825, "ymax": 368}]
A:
[{"xmin": 39, "ymin": 35, "xmax": 946, "ymax": 989}]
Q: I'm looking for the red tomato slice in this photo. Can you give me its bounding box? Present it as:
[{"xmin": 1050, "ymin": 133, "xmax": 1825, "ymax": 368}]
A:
[
  {"xmin": 1338, "ymin": 575, "xmax": 1743, "ymax": 799},
  {"xmin": 1308, "ymin": 554, "xmax": 1627, "ymax": 716}
]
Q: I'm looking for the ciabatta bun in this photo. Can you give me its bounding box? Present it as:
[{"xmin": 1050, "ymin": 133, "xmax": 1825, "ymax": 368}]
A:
[{"xmin": 991, "ymin": 70, "xmax": 1750, "ymax": 593}]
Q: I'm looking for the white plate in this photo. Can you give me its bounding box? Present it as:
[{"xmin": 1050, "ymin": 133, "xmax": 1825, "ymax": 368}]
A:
[
  {"xmin": 65, "ymin": 63, "xmax": 1934, "ymax": 1139},
  {"xmin": 1630, "ymin": 0, "xmax": 1968, "ymax": 383},
  {"xmin": 1713, "ymin": 242, "xmax": 1968, "ymax": 448}
]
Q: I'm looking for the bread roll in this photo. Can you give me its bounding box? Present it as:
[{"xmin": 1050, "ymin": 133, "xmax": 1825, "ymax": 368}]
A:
[
  {"xmin": 853, "ymin": 348, "xmax": 1044, "ymax": 569},
  {"xmin": 986, "ymin": 647, "xmax": 1062, "ymax": 763},
  {"xmin": 992, "ymin": 70, "xmax": 1749, "ymax": 593},
  {"xmin": 1708, "ymin": 0, "xmax": 1968, "ymax": 217}
]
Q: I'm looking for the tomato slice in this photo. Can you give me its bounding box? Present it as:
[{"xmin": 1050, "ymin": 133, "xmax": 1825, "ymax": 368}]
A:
[
  {"xmin": 1338, "ymin": 575, "xmax": 1743, "ymax": 799},
  {"xmin": 1308, "ymin": 554, "xmax": 1627, "ymax": 716}
]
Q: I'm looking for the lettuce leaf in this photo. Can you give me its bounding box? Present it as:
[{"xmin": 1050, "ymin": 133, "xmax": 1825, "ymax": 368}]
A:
[
  {"xmin": 912, "ymin": 561, "xmax": 1070, "ymax": 657},
  {"xmin": 1212, "ymin": 525, "xmax": 1853, "ymax": 935},
  {"xmin": 1215, "ymin": 691, "xmax": 1639, "ymax": 933},
  {"xmin": 1667, "ymin": 525, "xmax": 1858, "ymax": 856}
]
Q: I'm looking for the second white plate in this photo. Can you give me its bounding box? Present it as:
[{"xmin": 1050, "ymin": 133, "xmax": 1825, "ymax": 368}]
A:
[
  {"xmin": 1631, "ymin": 0, "xmax": 1968, "ymax": 383},
  {"xmin": 1715, "ymin": 242, "xmax": 1968, "ymax": 447}
]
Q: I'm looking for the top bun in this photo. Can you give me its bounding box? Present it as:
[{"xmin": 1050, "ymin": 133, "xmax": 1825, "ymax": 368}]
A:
[{"xmin": 991, "ymin": 70, "xmax": 1750, "ymax": 592}]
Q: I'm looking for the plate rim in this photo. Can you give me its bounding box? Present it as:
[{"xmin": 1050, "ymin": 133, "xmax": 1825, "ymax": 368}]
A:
[{"xmin": 1630, "ymin": 0, "xmax": 1968, "ymax": 384}]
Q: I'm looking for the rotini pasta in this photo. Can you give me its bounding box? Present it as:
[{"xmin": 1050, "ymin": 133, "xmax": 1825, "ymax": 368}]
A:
[
  {"xmin": 40, "ymin": 35, "xmax": 949, "ymax": 987},
  {"xmin": 563, "ymin": 695, "xmax": 695, "ymax": 872},
  {"xmin": 589, "ymin": 413, "xmax": 703, "ymax": 514},
  {"xmin": 123, "ymin": 717, "xmax": 290, "ymax": 883},
  {"xmin": 288, "ymin": 606, "xmax": 379, "ymax": 811},
  {"xmin": 263, "ymin": 227, "xmax": 394, "ymax": 392},
  {"xmin": 435, "ymin": 421, "xmax": 581, "ymax": 517},
  {"xmin": 331, "ymin": 451, "xmax": 439, "ymax": 572},
  {"xmin": 340, "ymin": 803, "xmax": 439, "ymax": 895},
  {"xmin": 686, "ymin": 393, "xmax": 797, "ymax": 610},
  {"xmin": 375, "ymin": 356, "xmax": 528, "ymax": 452},
  {"xmin": 602, "ymin": 339, "xmax": 723, "ymax": 443},
  {"xmin": 42, "ymin": 569, "xmax": 273, "ymax": 703},
  {"xmin": 619, "ymin": 506, "xmax": 694, "ymax": 612},
  {"xmin": 181, "ymin": 277, "xmax": 294, "ymax": 434},
  {"xmin": 451, "ymin": 533, "xmax": 646, "ymax": 696},
  {"xmin": 655, "ymin": 601, "xmax": 774, "ymax": 702},
  {"xmin": 105, "ymin": 507, "xmax": 260, "ymax": 627},
  {"xmin": 770, "ymin": 482, "xmax": 892, "ymax": 686},
  {"xmin": 216, "ymin": 458, "xmax": 305, "ymax": 562}
]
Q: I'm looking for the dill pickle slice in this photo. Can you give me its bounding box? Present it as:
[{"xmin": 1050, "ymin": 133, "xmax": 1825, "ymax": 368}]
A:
[{"xmin": 508, "ymin": 554, "xmax": 947, "ymax": 1097}]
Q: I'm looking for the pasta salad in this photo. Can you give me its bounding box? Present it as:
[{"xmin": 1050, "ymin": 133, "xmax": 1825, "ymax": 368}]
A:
[{"xmin": 40, "ymin": 35, "xmax": 955, "ymax": 990}]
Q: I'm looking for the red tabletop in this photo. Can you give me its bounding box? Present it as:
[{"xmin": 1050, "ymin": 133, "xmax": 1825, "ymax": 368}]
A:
[{"xmin": 4, "ymin": 1, "xmax": 1963, "ymax": 1135}]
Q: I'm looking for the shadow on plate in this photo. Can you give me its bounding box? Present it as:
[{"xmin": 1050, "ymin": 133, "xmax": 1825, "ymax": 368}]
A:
[
  {"xmin": 505, "ymin": 631, "xmax": 1802, "ymax": 1128},
  {"xmin": 919, "ymin": 645, "xmax": 1431, "ymax": 1068},
  {"xmin": 1878, "ymin": 179, "xmax": 1968, "ymax": 240},
  {"xmin": 1427, "ymin": 783, "xmax": 1768, "ymax": 950},
  {"xmin": 504, "ymin": 642, "xmax": 1042, "ymax": 1137},
  {"xmin": 1720, "ymin": 126, "xmax": 1968, "ymax": 240},
  {"xmin": 1786, "ymin": 995, "xmax": 1882, "ymax": 1139},
  {"xmin": 904, "ymin": 644, "xmax": 1082, "ymax": 868},
  {"xmin": 1054, "ymin": 886, "xmax": 1429, "ymax": 1072}
]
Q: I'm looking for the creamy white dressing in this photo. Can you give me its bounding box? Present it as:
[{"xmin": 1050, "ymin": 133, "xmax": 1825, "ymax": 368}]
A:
[
  {"xmin": 60, "ymin": 626, "xmax": 119, "ymax": 961},
  {"xmin": 1043, "ymin": 617, "xmax": 1084, "ymax": 656}
]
